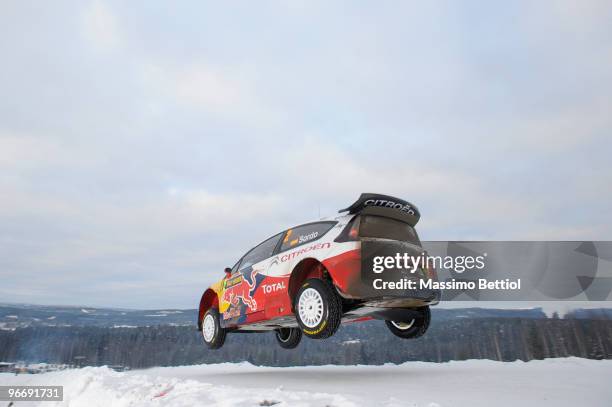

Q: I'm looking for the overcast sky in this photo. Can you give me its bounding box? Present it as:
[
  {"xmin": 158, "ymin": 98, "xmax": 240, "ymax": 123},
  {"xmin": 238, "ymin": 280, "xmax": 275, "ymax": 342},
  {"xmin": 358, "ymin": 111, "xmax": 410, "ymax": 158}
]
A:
[{"xmin": 1, "ymin": 1, "xmax": 611, "ymax": 308}]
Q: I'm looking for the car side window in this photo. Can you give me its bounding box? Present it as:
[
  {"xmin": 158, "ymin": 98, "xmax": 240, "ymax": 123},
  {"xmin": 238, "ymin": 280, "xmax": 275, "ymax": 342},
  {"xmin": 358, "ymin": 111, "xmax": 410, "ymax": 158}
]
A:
[
  {"xmin": 279, "ymin": 222, "xmax": 336, "ymax": 252},
  {"xmin": 238, "ymin": 233, "xmax": 283, "ymax": 271}
]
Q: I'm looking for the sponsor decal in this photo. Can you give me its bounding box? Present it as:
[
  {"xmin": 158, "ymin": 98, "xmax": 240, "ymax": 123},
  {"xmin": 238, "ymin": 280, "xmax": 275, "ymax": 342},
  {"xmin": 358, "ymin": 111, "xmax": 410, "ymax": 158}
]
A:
[
  {"xmin": 363, "ymin": 198, "xmax": 416, "ymax": 215},
  {"xmin": 222, "ymin": 269, "xmax": 258, "ymax": 313},
  {"xmin": 224, "ymin": 306, "xmax": 241, "ymax": 319},
  {"xmin": 224, "ymin": 275, "xmax": 244, "ymax": 289},
  {"xmin": 303, "ymin": 320, "xmax": 327, "ymax": 335},
  {"xmin": 279, "ymin": 242, "xmax": 331, "ymax": 262},
  {"xmin": 262, "ymin": 281, "xmax": 286, "ymax": 294},
  {"xmin": 298, "ymin": 231, "xmax": 319, "ymax": 243}
]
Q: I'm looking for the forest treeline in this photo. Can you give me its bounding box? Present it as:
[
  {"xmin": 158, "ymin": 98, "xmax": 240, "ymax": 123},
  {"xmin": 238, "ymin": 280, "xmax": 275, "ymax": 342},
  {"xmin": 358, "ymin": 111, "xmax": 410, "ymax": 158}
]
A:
[{"xmin": 1, "ymin": 316, "xmax": 610, "ymax": 368}]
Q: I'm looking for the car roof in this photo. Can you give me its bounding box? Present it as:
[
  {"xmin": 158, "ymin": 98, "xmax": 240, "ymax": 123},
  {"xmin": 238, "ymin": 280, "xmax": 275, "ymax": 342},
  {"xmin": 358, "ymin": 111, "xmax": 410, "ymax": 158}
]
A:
[{"xmin": 241, "ymin": 214, "xmax": 352, "ymax": 255}]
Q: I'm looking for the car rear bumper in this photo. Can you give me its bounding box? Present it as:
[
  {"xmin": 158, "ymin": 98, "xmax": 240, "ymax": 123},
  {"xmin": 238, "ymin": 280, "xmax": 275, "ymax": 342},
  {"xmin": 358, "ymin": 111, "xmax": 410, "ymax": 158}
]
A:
[{"xmin": 325, "ymin": 239, "xmax": 441, "ymax": 303}]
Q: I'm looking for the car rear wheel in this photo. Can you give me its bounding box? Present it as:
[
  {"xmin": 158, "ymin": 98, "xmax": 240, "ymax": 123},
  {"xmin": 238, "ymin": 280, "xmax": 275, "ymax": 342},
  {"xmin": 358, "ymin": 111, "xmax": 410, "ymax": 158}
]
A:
[
  {"xmin": 385, "ymin": 306, "xmax": 430, "ymax": 339},
  {"xmin": 201, "ymin": 308, "xmax": 226, "ymax": 349},
  {"xmin": 294, "ymin": 278, "xmax": 342, "ymax": 339},
  {"xmin": 275, "ymin": 328, "xmax": 302, "ymax": 349}
]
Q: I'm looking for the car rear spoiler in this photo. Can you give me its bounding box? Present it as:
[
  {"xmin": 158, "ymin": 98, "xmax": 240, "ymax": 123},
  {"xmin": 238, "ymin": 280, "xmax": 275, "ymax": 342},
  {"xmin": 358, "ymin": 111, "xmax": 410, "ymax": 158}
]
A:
[{"xmin": 339, "ymin": 193, "xmax": 421, "ymax": 226}]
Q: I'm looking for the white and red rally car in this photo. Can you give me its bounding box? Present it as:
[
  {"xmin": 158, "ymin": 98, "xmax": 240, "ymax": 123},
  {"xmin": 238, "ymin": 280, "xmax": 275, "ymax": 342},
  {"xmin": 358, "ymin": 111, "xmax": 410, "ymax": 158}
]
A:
[{"xmin": 198, "ymin": 193, "xmax": 440, "ymax": 349}]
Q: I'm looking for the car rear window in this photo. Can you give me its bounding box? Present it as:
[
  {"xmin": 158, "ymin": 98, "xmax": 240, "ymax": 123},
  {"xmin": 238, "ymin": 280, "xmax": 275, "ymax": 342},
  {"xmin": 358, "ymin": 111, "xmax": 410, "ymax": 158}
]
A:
[{"xmin": 359, "ymin": 215, "xmax": 421, "ymax": 245}]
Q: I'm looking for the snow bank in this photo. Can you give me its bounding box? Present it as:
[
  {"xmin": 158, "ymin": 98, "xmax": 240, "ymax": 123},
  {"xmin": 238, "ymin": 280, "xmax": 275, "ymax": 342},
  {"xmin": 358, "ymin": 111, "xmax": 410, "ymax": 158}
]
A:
[
  {"xmin": 1, "ymin": 358, "xmax": 610, "ymax": 407},
  {"xmin": 0, "ymin": 366, "xmax": 353, "ymax": 407}
]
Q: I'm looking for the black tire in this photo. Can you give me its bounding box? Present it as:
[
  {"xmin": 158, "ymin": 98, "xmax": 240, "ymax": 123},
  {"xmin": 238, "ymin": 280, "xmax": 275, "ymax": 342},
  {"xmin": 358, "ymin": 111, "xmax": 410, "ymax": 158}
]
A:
[
  {"xmin": 201, "ymin": 308, "xmax": 226, "ymax": 349},
  {"xmin": 275, "ymin": 328, "xmax": 302, "ymax": 349},
  {"xmin": 294, "ymin": 278, "xmax": 342, "ymax": 339},
  {"xmin": 385, "ymin": 306, "xmax": 430, "ymax": 339}
]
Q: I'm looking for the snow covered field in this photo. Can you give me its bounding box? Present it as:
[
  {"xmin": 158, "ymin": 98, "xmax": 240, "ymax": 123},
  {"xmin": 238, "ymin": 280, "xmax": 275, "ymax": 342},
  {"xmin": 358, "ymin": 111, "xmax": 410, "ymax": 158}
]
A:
[{"xmin": 1, "ymin": 358, "xmax": 611, "ymax": 407}]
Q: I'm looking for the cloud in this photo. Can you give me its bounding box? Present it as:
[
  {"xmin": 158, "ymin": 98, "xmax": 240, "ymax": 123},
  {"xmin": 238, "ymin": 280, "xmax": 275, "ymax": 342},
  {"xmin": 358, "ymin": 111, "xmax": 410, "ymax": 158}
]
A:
[
  {"xmin": 173, "ymin": 65, "xmax": 249, "ymax": 113},
  {"xmin": 272, "ymin": 139, "xmax": 548, "ymax": 240},
  {"xmin": 81, "ymin": 1, "xmax": 121, "ymax": 52},
  {"xmin": 0, "ymin": 1, "xmax": 611, "ymax": 307},
  {"xmin": 0, "ymin": 133, "xmax": 96, "ymax": 172},
  {"xmin": 137, "ymin": 61, "xmax": 282, "ymax": 128}
]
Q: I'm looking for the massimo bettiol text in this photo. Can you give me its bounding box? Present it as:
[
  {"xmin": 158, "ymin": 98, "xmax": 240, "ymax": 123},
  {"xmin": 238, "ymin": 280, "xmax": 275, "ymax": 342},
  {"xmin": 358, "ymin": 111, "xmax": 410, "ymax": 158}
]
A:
[{"xmin": 371, "ymin": 252, "xmax": 521, "ymax": 291}]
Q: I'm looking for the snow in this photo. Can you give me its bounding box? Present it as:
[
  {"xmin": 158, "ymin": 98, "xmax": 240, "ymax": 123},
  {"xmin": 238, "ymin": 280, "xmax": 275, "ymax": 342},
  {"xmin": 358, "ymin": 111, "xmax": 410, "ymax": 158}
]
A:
[
  {"xmin": 436, "ymin": 300, "xmax": 612, "ymax": 318},
  {"xmin": 1, "ymin": 358, "xmax": 610, "ymax": 407}
]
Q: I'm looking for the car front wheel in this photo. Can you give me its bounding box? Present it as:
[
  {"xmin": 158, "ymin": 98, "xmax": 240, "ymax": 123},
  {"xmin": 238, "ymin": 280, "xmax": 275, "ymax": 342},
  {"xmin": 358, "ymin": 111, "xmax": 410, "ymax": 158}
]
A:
[
  {"xmin": 294, "ymin": 278, "xmax": 342, "ymax": 339},
  {"xmin": 275, "ymin": 328, "xmax": 302, "ymax": 349},
  {"xmin": 201, "ymin": 308, "xmax": 226, "ymax": 349},
  {"xmin": 385, "ymin": 306, "xmax": 430, "ymax": 339}
]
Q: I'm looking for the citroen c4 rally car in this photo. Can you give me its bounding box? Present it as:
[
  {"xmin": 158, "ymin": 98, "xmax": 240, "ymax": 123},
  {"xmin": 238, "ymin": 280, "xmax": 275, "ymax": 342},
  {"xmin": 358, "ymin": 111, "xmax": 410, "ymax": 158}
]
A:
[{"xmin": 197, "ymin": 193, "xmax": 440, "ymax": 349}]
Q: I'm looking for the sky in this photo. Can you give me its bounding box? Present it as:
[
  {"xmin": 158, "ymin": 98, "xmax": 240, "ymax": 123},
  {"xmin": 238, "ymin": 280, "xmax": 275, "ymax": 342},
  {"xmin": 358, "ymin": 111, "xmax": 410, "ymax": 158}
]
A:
[{"xmin": 1, "ymin": 1, "xmax": 611, "ymax": 308}]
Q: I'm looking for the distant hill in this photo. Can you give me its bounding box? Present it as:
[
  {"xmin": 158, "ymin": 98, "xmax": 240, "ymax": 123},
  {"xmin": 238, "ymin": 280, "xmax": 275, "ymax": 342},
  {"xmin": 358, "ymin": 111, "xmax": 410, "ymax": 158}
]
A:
[
  {"xmin": 1, "ymin": 303, "xmax": 610, "ymax": 367},
  {"xmin": 2, "ymin": 303, "xmax": 611, "ymax": 330},
  {"xmin": 0, "ymin": 304, "xmax": 195, "ymax": 329}
]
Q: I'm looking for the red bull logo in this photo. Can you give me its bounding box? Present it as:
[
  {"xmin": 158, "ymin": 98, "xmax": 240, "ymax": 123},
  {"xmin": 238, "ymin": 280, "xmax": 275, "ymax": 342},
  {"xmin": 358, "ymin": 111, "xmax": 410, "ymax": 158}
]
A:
[{"xmin": 223, "ymin": 268, "xmax": 258, "ymax": 312}]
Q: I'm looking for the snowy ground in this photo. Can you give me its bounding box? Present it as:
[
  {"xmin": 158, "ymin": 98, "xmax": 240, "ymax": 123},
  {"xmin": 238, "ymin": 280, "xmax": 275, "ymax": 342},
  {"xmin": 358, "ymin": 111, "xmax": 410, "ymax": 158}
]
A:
[{"xmin": 1, "ymin": 358, "xmax": 611, "ymax": 407}]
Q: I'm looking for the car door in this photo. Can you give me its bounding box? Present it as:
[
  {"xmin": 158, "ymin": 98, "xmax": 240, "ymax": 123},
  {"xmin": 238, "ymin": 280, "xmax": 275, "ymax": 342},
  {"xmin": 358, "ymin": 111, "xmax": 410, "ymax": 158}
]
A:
[
  {"xmin": 223, "ymin": 233, "xmax": 283, "ymax": 321},
  {"xmin": 263, "ymin": 222, "xmax": 338, "ymax": 319}
]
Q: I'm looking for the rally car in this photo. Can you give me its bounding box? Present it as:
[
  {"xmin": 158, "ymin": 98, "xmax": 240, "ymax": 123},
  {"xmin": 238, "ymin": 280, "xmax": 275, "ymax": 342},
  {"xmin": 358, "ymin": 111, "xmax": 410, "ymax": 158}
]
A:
[{"xmin": 197, "ymin": 193, "xmax": 440, "ymax": 349}]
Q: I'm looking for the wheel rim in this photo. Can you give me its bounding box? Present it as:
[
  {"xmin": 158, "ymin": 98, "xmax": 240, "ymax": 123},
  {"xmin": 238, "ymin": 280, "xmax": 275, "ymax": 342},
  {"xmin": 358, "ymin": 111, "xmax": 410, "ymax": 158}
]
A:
[
  {"xmin": 391, "ymin": 320, "xmax": 415, "ymax": 330},
  {"xmin": 203, "ymin": 314, "xmax": 216, "ymax": 342},
  {"xmin": 277, "ymin": 329, "xmax": 291, "ymax": 342},
  {"xmin": 298, "ymin": 288, "xmax": 324, "ymax": 328}
]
